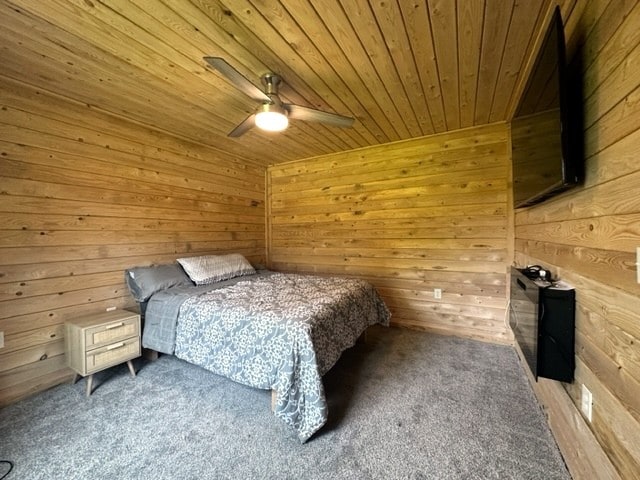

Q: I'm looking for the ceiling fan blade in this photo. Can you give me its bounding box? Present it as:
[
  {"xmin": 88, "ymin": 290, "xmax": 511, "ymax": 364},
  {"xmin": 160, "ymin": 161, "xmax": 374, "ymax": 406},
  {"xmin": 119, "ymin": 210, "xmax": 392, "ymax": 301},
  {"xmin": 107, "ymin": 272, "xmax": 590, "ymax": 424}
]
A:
[
  {"xmin": 203, "ymin": 57, "xmax": 270, "ymax": 103},
  {"xmin": 285, "ymin": 104, "xmax": 355, "ymax": 128},
  {"xmin": 228, "ymin": 113, "xmax": 256, "ymax": 137}
]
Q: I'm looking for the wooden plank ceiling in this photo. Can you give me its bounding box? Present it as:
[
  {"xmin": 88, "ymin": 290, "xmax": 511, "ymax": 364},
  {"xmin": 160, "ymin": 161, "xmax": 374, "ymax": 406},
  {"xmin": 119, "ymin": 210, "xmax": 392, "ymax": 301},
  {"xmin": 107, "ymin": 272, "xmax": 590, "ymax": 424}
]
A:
[{"xmin": 0, "ymin": 0, "xmax": 553, "ymax": 166}]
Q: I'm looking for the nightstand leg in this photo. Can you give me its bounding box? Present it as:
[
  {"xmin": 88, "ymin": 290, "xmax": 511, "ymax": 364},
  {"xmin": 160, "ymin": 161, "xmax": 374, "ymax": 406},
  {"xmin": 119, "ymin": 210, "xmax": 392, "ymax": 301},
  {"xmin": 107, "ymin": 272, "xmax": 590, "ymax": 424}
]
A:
[
  {"xmin": 86, "ymin": 375, "xmax": 93, "ymax": 397},
  {"xmin": 126, "ymin": 360, "xmax": 136, "ymax": 377},
  {"xmin": 72, "ymin": 373, "xmax": 80, "ymax": 384}
]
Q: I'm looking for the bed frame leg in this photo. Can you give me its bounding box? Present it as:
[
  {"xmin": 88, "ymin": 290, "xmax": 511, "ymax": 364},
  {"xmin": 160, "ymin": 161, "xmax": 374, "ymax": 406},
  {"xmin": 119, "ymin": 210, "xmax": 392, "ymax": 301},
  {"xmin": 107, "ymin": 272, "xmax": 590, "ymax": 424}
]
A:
[
  {"xmin": 142, "ymin": 348, "xmax": 159, "ymax": 361},
  {"xmin": 271, "ymin": 389, "xmax": 277, "ymax": 412}
]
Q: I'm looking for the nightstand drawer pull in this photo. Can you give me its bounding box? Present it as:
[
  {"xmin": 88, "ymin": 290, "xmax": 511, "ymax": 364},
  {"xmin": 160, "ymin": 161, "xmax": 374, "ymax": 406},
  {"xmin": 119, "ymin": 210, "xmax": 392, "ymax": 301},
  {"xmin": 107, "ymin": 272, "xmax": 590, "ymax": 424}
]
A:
[
  {"xmin": 106, "ymin": 342, "xmax": 125, "ymax": 351},
  {"xmin": 105, "ymin": 322, "xmax": 125, "ymax": 330}
]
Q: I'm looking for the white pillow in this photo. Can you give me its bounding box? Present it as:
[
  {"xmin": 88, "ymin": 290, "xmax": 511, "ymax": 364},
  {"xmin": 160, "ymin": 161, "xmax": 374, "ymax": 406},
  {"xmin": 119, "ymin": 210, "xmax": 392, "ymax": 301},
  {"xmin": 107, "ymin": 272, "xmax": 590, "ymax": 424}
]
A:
[{"xmin": 177, "ymin": 253, "xmax": 256, "ymax": 285}]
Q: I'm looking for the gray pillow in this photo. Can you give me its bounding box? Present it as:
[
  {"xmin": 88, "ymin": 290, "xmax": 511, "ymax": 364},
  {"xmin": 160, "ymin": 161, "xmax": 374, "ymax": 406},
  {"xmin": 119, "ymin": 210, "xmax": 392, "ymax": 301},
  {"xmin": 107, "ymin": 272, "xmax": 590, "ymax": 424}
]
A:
[
  {"xmin": 124, "ymin": 263, "xmax": 193, "ymax": 302},
  {"xmin": 177, "ymin": 253, "xmax": 256, "ymax": 285}
]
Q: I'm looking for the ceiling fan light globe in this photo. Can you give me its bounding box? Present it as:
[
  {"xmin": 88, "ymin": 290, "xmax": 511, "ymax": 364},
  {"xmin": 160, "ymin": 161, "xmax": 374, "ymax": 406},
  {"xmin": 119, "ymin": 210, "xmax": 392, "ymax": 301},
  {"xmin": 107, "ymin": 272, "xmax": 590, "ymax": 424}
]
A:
[{"xmin": 255, "ymin": 110, "xmax": 288, "ymax": 132}]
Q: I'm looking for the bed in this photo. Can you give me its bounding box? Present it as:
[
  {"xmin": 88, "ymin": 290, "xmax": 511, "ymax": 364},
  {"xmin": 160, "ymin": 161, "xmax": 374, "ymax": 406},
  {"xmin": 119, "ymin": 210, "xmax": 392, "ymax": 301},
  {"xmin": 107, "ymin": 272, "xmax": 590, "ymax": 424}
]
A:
[{"xmin": 125, "ymin": 254, "xmax": 391, "ymax": 442}]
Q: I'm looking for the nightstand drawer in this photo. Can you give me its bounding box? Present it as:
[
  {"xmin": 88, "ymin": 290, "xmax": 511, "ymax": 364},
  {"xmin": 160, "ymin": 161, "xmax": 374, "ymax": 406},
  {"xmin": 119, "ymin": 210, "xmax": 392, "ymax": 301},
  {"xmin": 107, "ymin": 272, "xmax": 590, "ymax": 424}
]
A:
[
  {"xmin": 84, "ymin": 315, "xmax": 139, "ymax": 348},
  {"xmin": 86, "ymin": 336, "xmax": 140, "ymax": 374}
]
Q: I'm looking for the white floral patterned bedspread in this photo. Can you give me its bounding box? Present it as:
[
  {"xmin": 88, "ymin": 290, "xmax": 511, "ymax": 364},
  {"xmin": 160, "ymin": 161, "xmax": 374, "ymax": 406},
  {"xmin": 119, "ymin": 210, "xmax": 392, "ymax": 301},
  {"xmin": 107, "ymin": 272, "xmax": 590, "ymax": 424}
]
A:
[{"xmin": 173, "ymin": 272, "xmax": 390, "ymax": 442}]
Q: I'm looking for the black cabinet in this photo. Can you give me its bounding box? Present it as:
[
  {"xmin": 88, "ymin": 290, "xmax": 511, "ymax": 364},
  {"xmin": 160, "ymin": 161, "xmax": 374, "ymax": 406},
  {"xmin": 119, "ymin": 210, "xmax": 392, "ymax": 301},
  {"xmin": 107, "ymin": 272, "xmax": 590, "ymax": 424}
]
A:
[{"xmin": 509, "ymin": 267, "xmax": 575, "ymax": 382}]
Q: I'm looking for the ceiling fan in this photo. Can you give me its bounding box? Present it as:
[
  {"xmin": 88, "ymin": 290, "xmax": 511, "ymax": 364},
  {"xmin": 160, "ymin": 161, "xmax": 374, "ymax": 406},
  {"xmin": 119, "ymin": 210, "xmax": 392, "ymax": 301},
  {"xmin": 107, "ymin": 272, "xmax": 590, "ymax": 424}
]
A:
[{"xmin": 204, "ymin": 57, "xmax": 355, "ymax": 137}]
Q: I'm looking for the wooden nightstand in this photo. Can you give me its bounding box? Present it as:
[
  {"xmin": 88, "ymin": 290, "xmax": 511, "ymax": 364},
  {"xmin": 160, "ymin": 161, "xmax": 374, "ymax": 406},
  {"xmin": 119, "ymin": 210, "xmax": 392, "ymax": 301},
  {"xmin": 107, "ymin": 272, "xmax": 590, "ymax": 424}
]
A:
[{"xmin": 65, "ymin": 309, "xmax": 141, "ymax": 396}]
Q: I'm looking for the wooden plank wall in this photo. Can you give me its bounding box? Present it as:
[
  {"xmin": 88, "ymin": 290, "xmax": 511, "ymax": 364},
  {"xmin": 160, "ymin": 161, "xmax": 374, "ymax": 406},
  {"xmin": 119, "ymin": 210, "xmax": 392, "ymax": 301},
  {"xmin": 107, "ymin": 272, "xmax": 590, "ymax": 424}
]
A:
[
  {"xmin": 514, "ymin": 1, "xmax": 640, "ymax": 477},
  {"xmin": 0, "ymin": 76, "xmax": 266, "ymax": 406},
  {"xmin": 267, "ymin": 123, "xmax": 511, "ymax": 343}
]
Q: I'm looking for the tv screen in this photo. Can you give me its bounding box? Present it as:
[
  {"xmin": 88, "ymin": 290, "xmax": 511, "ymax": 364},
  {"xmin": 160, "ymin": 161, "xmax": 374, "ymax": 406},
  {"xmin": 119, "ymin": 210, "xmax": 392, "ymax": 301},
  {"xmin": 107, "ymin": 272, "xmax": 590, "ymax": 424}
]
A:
[{"xmin": 511, "ymin": 6, "xmax": 580, "ymax": 208}]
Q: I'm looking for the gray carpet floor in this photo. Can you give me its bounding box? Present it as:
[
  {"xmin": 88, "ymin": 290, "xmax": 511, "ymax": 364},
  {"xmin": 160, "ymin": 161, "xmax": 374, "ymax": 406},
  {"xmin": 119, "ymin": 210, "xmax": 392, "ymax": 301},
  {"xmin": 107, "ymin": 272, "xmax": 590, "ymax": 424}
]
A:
[{"xmin": 0, "ymin": 326, "xmax": 570, "ymax": 480}]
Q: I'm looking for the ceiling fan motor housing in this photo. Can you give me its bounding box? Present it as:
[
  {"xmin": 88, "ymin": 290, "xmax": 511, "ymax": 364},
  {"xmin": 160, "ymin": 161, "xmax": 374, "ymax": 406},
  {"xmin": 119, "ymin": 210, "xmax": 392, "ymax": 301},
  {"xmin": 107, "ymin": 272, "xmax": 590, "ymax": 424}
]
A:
[{"xmin": 258, "ymin": 102, "xmax": 286, "ymax": 116}]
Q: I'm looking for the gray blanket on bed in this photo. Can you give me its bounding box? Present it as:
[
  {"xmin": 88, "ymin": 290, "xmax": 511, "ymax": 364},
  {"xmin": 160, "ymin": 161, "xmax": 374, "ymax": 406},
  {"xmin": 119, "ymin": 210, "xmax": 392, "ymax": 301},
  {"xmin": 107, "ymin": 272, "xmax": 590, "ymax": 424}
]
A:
[
  {"xmin": 142, "ymin": 271, "xmax": 274, "ymax": 354},
  {"xmin": 143, "ymin": 272, "xmax": 390, "ymax": 442}
]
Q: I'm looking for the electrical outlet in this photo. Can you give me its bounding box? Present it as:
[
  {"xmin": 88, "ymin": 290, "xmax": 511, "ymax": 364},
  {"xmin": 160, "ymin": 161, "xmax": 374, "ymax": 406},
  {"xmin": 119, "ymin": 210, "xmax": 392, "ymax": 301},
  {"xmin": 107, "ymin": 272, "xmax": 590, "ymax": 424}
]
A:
[
  {"xmin": 0, "ymin": 331, "xmax": 4, "ymax": 349},
  {"xmin": 434, "ymin": 288, "xmax": 442, "ymax": 300},
  {"xmin": 581, "ymin": 384, "xmax": 593, "ymax": 422}
]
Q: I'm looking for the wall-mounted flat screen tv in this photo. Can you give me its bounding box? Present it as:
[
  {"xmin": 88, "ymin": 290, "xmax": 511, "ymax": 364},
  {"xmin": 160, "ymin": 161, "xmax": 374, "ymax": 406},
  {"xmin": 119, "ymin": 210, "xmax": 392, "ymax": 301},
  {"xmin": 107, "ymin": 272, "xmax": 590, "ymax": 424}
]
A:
[{"xmin": 511, "ymin": 6, "xmax": 581, "ymax": 208}]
